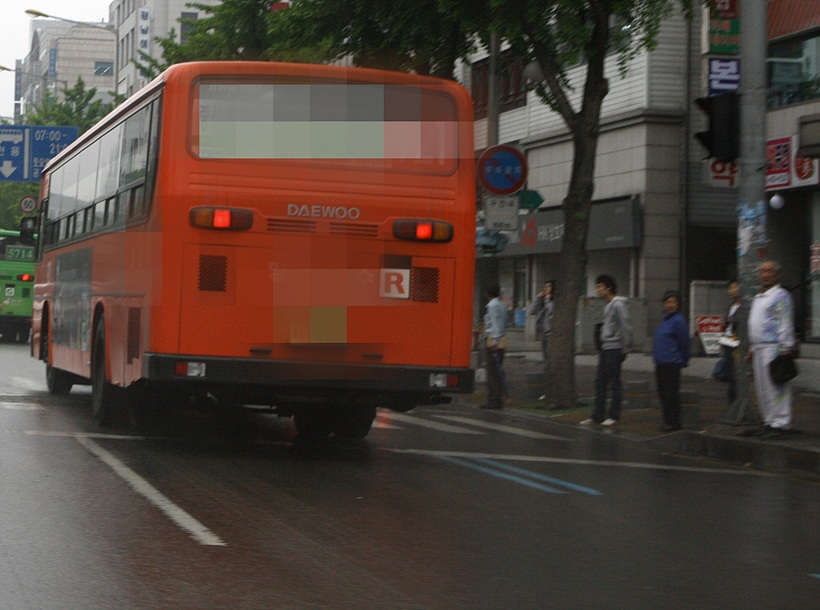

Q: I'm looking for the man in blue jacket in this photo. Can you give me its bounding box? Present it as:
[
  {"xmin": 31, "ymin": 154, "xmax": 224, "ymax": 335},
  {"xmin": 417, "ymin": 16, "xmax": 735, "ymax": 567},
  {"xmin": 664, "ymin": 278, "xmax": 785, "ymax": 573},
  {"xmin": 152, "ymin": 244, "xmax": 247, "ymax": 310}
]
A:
[{"xmin": 653, "ymin": 290, "xmax": 691, "ymax": 431}]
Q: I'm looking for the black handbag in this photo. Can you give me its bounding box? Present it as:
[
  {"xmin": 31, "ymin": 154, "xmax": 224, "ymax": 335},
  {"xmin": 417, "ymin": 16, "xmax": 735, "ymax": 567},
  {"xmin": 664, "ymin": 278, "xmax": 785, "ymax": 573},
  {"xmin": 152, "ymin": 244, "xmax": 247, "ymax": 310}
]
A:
[{"xmin": 769, "ymin": 353, "xmax": 798, "ymax": 385}]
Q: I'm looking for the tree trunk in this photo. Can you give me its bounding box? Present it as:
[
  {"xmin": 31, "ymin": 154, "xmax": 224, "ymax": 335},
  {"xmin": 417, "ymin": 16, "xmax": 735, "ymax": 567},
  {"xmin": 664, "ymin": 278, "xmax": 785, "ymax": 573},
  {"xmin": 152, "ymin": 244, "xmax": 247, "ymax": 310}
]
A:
[{"xmin": 549, "ymin": 124, "xmax": 603, "ymax": 409}]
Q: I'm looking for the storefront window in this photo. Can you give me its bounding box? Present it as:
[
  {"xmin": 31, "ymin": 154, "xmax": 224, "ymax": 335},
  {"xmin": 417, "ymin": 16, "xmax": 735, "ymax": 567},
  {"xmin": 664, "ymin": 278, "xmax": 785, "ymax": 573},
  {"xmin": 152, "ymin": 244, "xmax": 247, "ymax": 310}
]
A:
[
  {"xmin": 769, "ymin": 33, "xmax": 820, "ymax": 109},
  {"xmin": 808, "ymin": 192, "xmax": 820, "ymax": 340}
]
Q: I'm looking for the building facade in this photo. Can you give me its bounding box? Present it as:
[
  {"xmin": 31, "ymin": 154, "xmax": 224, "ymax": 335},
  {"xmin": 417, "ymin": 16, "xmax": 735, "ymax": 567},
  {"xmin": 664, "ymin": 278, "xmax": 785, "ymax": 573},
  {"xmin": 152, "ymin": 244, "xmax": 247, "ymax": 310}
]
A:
[
  {"xmin": 109, "ymin": 0, "xmax": 221, "ymax": 98},
  {"xmin": 762, "ymin": 0, "xmax": 820, "ymax": 356},
  {"xmin": 470, "ymin": 0, "xmax": 820, "ymax": 357},
  {"xmin": 16, "ymin": 20, "xmax": 115, "ymax": 121}
]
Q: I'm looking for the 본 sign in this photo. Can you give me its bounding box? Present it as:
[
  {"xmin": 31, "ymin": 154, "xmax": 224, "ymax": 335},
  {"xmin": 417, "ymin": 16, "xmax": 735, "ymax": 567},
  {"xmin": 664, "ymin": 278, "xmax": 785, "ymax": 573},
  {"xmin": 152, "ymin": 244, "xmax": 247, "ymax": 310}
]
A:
[{"xmin": 696, "ymin": 315, "xmax": 725, "ymax": 355}]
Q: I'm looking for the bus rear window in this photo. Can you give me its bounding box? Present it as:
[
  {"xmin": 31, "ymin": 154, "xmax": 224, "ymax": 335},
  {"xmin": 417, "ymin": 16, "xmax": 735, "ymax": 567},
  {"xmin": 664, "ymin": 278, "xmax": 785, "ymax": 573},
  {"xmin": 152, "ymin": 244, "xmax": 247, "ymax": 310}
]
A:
[{"xmin": 194, "ymin": 82, "xmax": 459, "ymax": 170}]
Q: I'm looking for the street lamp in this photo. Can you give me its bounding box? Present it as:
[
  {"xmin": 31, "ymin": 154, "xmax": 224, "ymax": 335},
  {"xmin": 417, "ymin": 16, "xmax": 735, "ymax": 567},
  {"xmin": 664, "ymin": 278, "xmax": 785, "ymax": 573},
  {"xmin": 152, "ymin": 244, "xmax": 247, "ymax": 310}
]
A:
[
  {"xmin": 25, "ymin": 8, "xmax": 119, "ymax": 97},
  {"xmin": 0, "ymin": 63, "xmax": 69, "ymax": 90}
]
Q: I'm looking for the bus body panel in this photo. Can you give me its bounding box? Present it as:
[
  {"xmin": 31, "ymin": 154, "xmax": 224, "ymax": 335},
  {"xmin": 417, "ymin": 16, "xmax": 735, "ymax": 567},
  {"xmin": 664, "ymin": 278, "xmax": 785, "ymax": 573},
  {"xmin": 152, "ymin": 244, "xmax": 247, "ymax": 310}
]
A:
[{"xmin": 34, "ymin": 62, "xmax": 475, "ymax": 404}]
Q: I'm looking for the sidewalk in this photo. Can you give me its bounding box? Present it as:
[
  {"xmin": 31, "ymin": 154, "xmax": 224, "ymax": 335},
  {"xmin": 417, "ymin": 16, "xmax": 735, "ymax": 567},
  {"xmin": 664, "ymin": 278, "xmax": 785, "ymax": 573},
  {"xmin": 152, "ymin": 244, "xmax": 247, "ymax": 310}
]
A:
[{"xmin": 458, "ymin": 330, "xmax": 820, "ymax": 480}]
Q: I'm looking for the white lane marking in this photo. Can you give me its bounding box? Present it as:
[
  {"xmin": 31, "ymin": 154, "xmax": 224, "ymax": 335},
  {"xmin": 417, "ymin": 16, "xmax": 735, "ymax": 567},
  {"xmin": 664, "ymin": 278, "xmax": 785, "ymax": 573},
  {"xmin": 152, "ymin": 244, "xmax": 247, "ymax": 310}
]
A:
[
  {"xmin": 380, "ymin": 412, "xmax": 484, "ymax": 434},
  {"xmin": 388, "ymin": 449, "xmax": 774, "ymax": 476},
  {"xmin": 14, "ymin": 430, "xmax": 145, "ymax": 441},
  {"xmin": 1, "ymin": 403, "xmax": 45, "ymax": 411},
  {"xmin": 372, "ymin": 417, "xmax": 402, "ymax": 429},
  {"xmin": 432, "ymin": 415, "xmax": 570, "ymax": 440},
  {"xmin": 74, "ymin": 435, "xmax": 226, "ymax": 547},
  {"xmin": 10, "ymin": 377, "xmax": 45, "ymax": 391}
]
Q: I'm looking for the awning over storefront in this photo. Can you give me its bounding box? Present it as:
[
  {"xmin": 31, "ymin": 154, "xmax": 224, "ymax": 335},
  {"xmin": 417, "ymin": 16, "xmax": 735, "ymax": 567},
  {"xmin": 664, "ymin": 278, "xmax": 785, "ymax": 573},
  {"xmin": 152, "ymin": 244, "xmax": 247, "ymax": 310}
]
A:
[{"xmin": 494, "ymin": 196, "xmax": 642, "ymax": 257}]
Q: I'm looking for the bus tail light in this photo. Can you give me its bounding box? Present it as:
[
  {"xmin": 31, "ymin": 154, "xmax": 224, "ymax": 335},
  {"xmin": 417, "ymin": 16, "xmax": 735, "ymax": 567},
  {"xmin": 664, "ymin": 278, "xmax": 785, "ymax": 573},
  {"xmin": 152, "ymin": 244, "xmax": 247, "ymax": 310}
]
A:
[
  {"xmin": 190, "ymin": 207, "xmax": 253, "ymax": 230},
  {"xmin": 393, "ymin": 219, "xmax": 453, "ymax": 242},
  {"xmin": 175, "ymin": 360, "xmax": 207, "ymax": 377},
  {"xmin": 16, "ymin": 274, "xmax": 34, "ymax": 281}
]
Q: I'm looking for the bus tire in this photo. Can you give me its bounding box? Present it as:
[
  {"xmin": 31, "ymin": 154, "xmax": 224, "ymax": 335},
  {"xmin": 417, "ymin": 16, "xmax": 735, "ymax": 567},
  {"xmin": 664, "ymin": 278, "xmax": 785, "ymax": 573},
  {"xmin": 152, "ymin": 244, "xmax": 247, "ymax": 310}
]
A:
[
  {"xmin": 91, "ymin": 320, "xmax": 122, "ymax": 427},
  {"xmin": 43, "ymin": 315, "xmax": 72, "ymax": 395},
  {"xmin": 46, "ymin": 365, "xmax": 74, "ymax": 395},
  {"xmin": 334, "ymin": 406, "xmax": 376, "ymax": 440},
  {"xmin": 294, "ymin": 407, "xmax": 338, "ymax": 443}
]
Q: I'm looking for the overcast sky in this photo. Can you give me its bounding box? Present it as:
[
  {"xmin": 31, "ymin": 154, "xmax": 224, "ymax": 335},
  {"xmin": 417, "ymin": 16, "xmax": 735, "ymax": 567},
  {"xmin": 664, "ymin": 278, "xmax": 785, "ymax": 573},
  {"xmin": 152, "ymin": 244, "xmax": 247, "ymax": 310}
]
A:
[{"xmin": 1, "ymin": 0, "xmax": 112, "ymax": 120}]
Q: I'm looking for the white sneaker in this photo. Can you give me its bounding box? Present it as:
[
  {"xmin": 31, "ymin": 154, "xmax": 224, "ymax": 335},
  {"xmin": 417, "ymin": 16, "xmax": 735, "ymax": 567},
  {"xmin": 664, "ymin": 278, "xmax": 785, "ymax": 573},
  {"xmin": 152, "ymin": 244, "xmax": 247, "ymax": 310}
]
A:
[
  {"xmin": 602, "ymin": 418, "xmax": 618, "ymax": 426},
  {"xmin": 579, "ymin": 418, "xmax": 595, "ymax": 425},
  {"xmin": 538, "ymin": 394, "xmax": 546, "ymax": 400}
]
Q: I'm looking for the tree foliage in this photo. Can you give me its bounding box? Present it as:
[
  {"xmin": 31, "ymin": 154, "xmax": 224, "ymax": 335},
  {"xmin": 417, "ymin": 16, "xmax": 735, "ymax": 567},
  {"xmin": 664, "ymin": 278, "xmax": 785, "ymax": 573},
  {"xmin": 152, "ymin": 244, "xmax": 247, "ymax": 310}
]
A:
[
  {"xmin": 269, "ymin": 0, "xmax": 476, "ymax": 78},
  {"xmin": 0, "ymin": 182, "xmax": 39, "ymax": 231},
  {"xmin": 23, "ymin": 76, "xmax": 121, "ymax": 135}
]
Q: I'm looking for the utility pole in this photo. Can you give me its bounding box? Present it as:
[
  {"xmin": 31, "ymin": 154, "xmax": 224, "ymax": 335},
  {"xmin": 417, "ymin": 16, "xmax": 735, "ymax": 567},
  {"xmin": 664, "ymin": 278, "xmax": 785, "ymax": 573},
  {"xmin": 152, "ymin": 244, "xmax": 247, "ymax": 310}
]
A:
[{"xmin": 725, "ymin": 0, "xmax": 768, "ymax": 425}]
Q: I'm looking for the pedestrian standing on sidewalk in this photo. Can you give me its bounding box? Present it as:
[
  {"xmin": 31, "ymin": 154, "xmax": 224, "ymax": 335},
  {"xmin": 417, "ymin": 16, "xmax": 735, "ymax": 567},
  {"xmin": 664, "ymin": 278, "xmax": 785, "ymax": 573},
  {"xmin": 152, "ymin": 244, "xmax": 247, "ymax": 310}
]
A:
[
  {"xmin": 652, "ymin": 290, "xmax": 690, "ymax": 432},
  {"xmin": 529, "ymin": 280, "xmax": 554, "ymax": 401},
  {"xmin": 580, "ymin": 275, "xmax": 633, "ymax": 427},
  {"xmin": 747, "ymin": 261, "xmax": 796, "ymax": 438},
  {"xmin": 482, "ymin": 284, "xmax": 508, "ymax": 410},
  {"xmin": 722, "ymin": 279, "xmax": 742, "ymax": 405}
]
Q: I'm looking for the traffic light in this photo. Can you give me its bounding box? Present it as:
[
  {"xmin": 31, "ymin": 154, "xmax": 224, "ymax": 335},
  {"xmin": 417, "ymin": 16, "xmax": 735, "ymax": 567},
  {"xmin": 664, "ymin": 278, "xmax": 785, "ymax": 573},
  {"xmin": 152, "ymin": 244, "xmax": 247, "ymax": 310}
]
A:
[
  {"xmin": 694, "ymin": 91, "xmax": 740, "ymax": 163},
  {"xmin": 476, "ymin": 226, "xmax": 509, "ymax": 254}
]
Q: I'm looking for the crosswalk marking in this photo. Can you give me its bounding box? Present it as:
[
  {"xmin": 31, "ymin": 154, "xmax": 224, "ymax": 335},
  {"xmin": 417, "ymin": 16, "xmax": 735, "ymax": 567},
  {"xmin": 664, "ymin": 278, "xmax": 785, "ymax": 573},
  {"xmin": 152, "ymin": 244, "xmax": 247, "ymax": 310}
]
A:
[
  {"xmin": 389, "ymin": 449, "xmax": 774, "ymax": 476},
  {"xmin": 432, "ymin": 415, "xmax": 569, "ymax": 440},
  {"xmin": 1, "ymin": 403, "xmax": 44, "ymax": 411},
  {"xmin": 379, "ymin": 412, "xmax": 484, "ymax": 434},
  {"xmin": 473, "ymin": 458, "xmax": 602, "ymax": 495}
]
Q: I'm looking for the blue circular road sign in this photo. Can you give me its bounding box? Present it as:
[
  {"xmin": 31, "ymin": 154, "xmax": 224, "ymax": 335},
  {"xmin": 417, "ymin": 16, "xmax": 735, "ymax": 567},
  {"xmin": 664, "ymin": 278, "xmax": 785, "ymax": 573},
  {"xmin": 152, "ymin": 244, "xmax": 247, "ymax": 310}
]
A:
[{"xmin": 477, "ymin": 145, "xmax": 528, "ymax": 195}]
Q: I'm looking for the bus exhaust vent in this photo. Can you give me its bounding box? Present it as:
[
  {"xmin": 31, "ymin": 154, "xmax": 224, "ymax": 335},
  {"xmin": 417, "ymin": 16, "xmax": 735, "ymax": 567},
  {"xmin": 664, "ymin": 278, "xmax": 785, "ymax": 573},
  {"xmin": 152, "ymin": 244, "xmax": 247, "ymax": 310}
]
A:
[
  {"xmin": 199, "ymin": 255, "xmax": 228, "ymax": 292},
  {"xmin": 329, "ymin": 222, "xmax": 379, "ymax": 238},
  {"xmin": 267, "ymin": 218, "xmax": 316, "ymax": 233},
  {"xmin": 411, "ymin": 267, "xmax": 439, "ymax": 303}
]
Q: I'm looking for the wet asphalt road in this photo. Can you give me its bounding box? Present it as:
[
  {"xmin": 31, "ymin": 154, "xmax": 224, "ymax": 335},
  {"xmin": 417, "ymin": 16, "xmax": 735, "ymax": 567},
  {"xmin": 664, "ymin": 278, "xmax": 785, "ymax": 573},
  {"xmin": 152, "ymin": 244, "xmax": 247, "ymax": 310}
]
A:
[{"xmin": 2, "ymin": 341, "xmax": 820, "ymax": 609}]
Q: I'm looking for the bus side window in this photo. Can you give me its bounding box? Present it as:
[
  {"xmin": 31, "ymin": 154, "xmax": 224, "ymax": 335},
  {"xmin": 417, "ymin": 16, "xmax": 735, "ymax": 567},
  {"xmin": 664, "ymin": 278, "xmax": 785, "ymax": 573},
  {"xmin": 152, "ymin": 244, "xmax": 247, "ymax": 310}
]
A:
[
  {"xmin": 94, "ymin": 200, "xmax": 106, "ymax": 231},
  {"xmin": 82, "ymin": 207, "xmax": 92, "ymax": 234},
  {"xmin": 129, "ymin": 186, "xmax": 145, "ymax": 219},
  {"xmin": 115, "ymin": 192, "xmax": 129, "ymax": 226}
]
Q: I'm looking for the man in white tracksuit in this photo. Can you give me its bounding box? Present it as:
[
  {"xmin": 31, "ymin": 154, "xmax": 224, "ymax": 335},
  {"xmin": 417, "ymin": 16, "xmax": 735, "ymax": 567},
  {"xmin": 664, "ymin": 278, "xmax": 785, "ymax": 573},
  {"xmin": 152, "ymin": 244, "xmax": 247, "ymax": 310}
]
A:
[{"xmin": 747, "ymin": 260, "xmax": 796, "ymax": 439}]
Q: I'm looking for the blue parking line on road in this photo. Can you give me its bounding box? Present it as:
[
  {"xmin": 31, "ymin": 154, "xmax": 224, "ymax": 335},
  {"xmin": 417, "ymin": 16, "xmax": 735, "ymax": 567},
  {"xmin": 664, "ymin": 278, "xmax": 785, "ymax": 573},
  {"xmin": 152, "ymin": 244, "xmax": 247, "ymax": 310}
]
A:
[
  {"xmin": 473, "ymin": 458, "xmax": 603, "ymax": 496},
  {"xmin": 810, "ymin": 574, "xmax": 820, "ymax": 580},
  {"xmin": 435, "ymin": 455, "xmax": 567, "ymax": 494}
]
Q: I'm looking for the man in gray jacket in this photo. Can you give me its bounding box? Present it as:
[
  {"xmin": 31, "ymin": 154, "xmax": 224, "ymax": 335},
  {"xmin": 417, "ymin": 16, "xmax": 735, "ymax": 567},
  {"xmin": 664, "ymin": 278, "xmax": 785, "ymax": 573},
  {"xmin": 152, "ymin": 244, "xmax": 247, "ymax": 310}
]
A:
[{"xmin": 581, "ymin": 275, "xmax": 633, "ymax": 426}]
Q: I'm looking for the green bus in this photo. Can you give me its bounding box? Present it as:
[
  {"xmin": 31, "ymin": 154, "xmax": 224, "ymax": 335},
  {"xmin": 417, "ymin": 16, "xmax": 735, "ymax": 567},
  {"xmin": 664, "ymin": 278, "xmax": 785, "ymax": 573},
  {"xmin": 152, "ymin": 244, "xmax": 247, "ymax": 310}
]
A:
[{"xmin": 0, "ymin": 224, "xmax": 36, "ymax": 343}]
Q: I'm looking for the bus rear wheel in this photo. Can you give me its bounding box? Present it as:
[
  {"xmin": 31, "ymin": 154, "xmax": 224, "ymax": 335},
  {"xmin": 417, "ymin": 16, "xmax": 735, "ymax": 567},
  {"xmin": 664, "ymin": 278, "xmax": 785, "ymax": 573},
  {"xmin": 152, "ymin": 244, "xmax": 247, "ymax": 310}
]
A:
[
  {"xmin": 334, "ymin": 406, "xmax": 377, "ymax": 440},
  {"xmin": 91, "ymin": 320, "xmax": 123, "ymax": 427},
  {"xmin": 46, "ymin": 365, "xmax": 74, "ymax": 395},
  {"xmin": 294, "ymin": 407, "xmax": 339, "ymax": 443},
  {"xmin": 44, "ymin": 321, "xmax": 73, "ymax": 395}
]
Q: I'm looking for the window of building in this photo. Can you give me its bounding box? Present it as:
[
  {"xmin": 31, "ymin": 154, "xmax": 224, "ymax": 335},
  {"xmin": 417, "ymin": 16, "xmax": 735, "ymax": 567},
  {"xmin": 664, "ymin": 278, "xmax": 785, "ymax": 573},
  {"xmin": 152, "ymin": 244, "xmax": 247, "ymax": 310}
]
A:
[
  {"xmin": 768, "ymin": 32, "xmax": 820, "ymax": 109},
  {"xmin": 180, "ymin": 12, "xmax": 198, "ymax": 45},
  {"xmin": 95, "ymin": 61, "xmax": 114, "ymax": 76},
  {"xmin": 471, "ymin": 51, "xmax": 527, "ymax": 120}
]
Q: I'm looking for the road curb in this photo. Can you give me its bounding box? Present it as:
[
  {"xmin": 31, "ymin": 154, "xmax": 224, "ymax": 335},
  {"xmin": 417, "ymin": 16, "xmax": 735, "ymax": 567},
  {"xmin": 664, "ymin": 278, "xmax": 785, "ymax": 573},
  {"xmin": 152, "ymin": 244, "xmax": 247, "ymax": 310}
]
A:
[{"xmin": 648, "ymin": 430, "xmax": 820, "ymax": 480}]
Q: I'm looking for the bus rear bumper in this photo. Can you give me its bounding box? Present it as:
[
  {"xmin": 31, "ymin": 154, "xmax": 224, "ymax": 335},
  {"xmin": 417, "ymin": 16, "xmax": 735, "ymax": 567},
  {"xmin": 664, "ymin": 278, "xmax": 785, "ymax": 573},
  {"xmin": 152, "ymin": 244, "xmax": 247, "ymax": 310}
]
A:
[{"xmin": 142, "ymin": 353, "xmax": 474, "ymax": 408}]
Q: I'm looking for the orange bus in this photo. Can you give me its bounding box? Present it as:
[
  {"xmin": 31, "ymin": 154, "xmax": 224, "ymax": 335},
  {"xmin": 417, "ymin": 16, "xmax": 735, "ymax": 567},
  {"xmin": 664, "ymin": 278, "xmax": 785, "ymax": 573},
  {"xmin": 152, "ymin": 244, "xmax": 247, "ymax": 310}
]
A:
[{"xmin": 31, "ymin": 61, "xmax": 475, "ymax": 439}]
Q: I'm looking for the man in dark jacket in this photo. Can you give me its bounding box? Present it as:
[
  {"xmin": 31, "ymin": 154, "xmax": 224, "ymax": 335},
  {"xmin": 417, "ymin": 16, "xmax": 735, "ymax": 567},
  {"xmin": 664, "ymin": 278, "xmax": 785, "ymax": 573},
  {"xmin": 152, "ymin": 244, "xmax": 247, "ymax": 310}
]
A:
[{"xmin": 652, "ymin": 290, "xmax": 691, "ymax": 431}]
